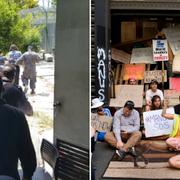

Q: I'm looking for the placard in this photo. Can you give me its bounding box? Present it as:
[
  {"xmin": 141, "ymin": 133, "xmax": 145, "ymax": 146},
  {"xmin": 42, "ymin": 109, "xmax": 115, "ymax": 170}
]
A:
[
  {"xmin": 153, "ymin": 39, "xmax": 168, "ymax": 61},
  {"xmin": 131, "ymin": 47, "xmax": 156, "ymax": 64},
  {"xmin": 144, "ymin": 70, "xmax": 167, "ymax": 83},
  {"xmin": 143, "ymin": 109, "xmax": 174, "ymax": 138},
  {"xmin": 91, "ymin": 113, "xmax": 113, "ymax": 132},
  {"xmin": 163, "ymin": 27, "xmax": 180, "ymax": 55},
  {"xmin": 111, "ymin": 48, "xmax": 130, "ymax": 64},
  {"xmin": 109, "ymin": 85, "xmax": 144, "ymax": 107},
  {"xmin": 164, "ymin": 89, "xmax": 180, "ymax": 106},
  {"xmin": 169, "ymin": 77, "xmax": 180, "ymax": 90},
  {"xmin": 123, "ymin": 64, "xmax": 145, "ymax": 80}
]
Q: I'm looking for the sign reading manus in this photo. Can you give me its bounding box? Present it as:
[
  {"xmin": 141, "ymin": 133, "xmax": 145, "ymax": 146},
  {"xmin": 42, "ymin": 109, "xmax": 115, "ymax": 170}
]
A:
[
  {"xmin": 153, "ymin": 39, "xmax": 168, "ymax": 61},
  {"xmin": 143, "ymin": 108, "xmax": 174, "ymax": 138}
]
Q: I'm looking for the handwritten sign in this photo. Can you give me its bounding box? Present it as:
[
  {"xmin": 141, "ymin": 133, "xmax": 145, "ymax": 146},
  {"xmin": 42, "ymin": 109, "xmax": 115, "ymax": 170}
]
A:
[
  {"xmin": 91, "ymin": 113, "xmax": 113, "ymax": 132},
  {"xmin": 111, "ymin": 48, "xmax": 130, "ymax": 64},
  {"xmin": 144, "ymin": 70, "xmax": 167, "ymax": 83},
  {"xmin": 131, "ymin": 47, "xmax": 156, "ymax": 64},
  {"xmin": 153, "ymin": 39, "xmax": 168, "ymax": 61},
  {"xmin": 123, "ymin": 64, "xmax": 145, "ymax": 80},
  {"xmin": 163, "ymin": 27, "xmax": 180, "ymax": 55},
  {"xmin": 143, "ymin": 109, "xmax": 174, "ymax": 138},
  {"xmin": 172, "ymin": 54, "xmax": 180, "ymax": 73},
  {"xmin": 164, "ymin": 89, "xmax": 180, "ymax": 106},
  {"xmin": 109, "ymin": 85, "xmax": 144, "ymax": 107},
  {"xmin": 169, "ymin": 77, "xmax": 180, "ymax": 90}
]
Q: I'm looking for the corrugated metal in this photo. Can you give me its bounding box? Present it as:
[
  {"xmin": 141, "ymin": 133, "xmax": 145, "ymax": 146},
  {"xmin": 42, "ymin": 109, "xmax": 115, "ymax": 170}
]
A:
[{"xmin": 111, "ymin": 0, "xmax": 180, "ymax": 10}]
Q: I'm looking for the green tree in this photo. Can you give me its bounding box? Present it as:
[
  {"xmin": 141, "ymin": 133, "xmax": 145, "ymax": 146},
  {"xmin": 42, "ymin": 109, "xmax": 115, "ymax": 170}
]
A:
[
  {"xmin": 0, "ymin": 0, "xmax": 41, "ymax": 53},
  {"xmin": 7, "ymin": 0, "xmax": 38, "ymax": 9}
]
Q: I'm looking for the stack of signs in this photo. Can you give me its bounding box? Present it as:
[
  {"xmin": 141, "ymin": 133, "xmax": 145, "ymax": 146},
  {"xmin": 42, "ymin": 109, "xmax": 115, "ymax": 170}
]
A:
[
  {"xmin": 152, "ymin": 39, "xmax": 168, "ymax": 62},
  {"xmin": 143, "ymin": 108, "xmax": 174, "ymax": 138},
  {"xmin": 91, "ymin": 113, "xmax": 113, "ymax": 132}
]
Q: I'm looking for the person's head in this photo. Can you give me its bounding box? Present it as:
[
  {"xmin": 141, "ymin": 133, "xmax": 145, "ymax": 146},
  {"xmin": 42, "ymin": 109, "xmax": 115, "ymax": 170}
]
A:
[
  {"xmin": 123, "ymin": 100, "xmax": 135, "ymax": 117},
  {"xmin": 150, "ymin": 79, "xmax": 158, "ymax": 92},
  {"xmin": 9, "ymin": 44, "xmax": 18, "ymax": 51},
  {"xmin": 151, "ymin": 95, "xmax": 162, "ymax": 110},
  {"xmin": 27, "ymin": 45, "xmax": 33, "ymax": 51},
  {"xmin": 91, "ymin": 98, "xmax": 104, "ymax": 111},
  {"xmin": 128, "ymin": 77, "xmax": 137, "ymax": 85},
  {"xmin": 2, "ymin": 64, "xmax": 15, "ymax": 82}
]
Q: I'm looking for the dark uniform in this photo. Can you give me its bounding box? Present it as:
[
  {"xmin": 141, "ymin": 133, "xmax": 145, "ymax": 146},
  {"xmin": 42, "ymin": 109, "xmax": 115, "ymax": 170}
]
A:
[{"xmin": 0, "ymin": 99, "xmax": 36, "ymax": 180}]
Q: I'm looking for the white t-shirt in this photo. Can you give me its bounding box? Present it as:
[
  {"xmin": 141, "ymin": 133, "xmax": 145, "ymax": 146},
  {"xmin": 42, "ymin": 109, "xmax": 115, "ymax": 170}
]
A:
[{"xmin": 145, "ymin": 89, "xmax": 164, "ymax": 102}]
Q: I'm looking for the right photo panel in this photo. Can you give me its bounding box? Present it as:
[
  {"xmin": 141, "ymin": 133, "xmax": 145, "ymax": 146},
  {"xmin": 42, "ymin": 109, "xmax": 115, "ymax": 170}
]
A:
[{"xmin": 91, "ymin": 1, "xmax": 180, "ymax": 180}]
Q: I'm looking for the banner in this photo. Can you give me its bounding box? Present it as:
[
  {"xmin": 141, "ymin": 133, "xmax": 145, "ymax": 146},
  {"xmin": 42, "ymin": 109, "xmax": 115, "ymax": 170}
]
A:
[
  {"xmin": 143, "ymin": 108, "xmax": 174, "ymax": 138},
  {"xmin": 153, "ymin": 39, "xmax": 168, "ymax": 61}
]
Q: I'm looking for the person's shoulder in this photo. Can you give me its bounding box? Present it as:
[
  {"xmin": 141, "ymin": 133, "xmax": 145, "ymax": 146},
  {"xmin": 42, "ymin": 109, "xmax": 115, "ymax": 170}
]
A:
[
  {"xmin": 132, "ymin": 109, "xmax": 139, "ymax": 115},
  {"xmin": 115, "ymin": 108, "xmax": 123, "ymax": 115}
]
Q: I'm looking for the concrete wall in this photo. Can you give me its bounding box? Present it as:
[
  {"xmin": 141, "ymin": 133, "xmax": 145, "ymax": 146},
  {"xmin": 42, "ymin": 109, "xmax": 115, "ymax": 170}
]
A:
[{"xmin": 54, "ymin": 0, "xmax": 89, "ymax": 149}]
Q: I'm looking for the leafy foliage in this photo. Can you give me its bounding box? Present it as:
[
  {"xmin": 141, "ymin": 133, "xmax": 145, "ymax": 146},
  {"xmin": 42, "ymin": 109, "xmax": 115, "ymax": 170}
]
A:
[{"xmin": 0, "ymin": 0, "xmax": 41, "ymax": 53}]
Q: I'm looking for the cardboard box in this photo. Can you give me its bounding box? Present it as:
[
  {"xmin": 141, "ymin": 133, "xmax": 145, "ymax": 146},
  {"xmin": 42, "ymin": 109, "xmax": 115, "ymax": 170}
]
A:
[{"xmin": 121, "ymin": 21, "xmax": 136, "ymax": 42}]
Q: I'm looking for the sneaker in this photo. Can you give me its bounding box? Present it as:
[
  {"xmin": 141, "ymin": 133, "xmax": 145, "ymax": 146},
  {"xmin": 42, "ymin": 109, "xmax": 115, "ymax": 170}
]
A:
[
  {"xmin": 128, "ymin": 147, "xmax": 137, "ymax": 157},
  {"xmin": 116, "ymin": 149, "xmax": 126, "ymax": 160},
  {"xmin": 30, "ymin": 89, "xmax": 35, "ymax": 94}
]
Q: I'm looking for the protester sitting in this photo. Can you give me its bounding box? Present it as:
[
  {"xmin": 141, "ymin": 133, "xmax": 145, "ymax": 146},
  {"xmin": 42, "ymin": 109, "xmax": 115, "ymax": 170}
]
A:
[
  {"xmin": 2, "ymin": 64, "xmax": 33, "ymax": 116},
  {"xmin": 150, "ymin": 95, "xmax": 162, "ymax": 111},
  {"xmin": 145, "ymin": 79, "xmax": 164, "ymax": 111},
  {"xmin": 105, "ymin": 100, "xmax": 141, "ymax": 160},
  {"xmin": 161, "ymin": 100, "xmax": 180, "ymax": 169},
  {"xmin": 128, "ymin": 77, "xmax": 137, "ymax": 85},
  {"xmin": 91, "ymin": 98, "xmax": 112, "ymax": 142},
  {"xmin": 91, "ymin": 98, "xmax": 111, "ymax": 117}
]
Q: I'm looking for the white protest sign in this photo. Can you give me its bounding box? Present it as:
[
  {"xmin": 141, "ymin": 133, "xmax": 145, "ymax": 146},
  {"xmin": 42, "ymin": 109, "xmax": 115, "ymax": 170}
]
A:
[
  {"xmin": 153, "ymin": 39, "xmax": 168, "ymax": 61},
  {"xmin": 131, "ymin": 47, "xmax": 156, "ymax": 64},
  {"xmin": 143, "ymin": 108, "xmax": 174, "ymax": 138},
  {"xmin": 109, "ymin": 85, "xmax": 144, "ymax": 107},
  {"xmin": 91, "ymin": 113, "xmax": 113, "ymax": 132}
]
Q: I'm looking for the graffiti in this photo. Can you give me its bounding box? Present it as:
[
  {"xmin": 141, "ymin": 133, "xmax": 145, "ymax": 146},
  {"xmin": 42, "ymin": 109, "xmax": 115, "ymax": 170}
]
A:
[{"xmin": 97, "ymin": 47, "xmax": 106, "ymax": 101}]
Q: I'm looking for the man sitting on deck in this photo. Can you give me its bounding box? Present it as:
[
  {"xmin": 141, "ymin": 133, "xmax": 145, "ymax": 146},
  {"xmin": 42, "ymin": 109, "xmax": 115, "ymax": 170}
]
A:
[{"xmin": 105, "ymin": 100, "xmax": 142, "ymax": 160}]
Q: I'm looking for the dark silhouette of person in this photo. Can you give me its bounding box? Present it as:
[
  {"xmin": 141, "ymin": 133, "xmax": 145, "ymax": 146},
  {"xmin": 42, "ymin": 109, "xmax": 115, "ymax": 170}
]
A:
[{"xmin": 0, "ymin": 77, "xmax": 36, "ymax": 180}]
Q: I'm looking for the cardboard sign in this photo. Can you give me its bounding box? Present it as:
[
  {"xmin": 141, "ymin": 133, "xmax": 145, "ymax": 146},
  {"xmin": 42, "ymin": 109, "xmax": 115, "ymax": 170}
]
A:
[
  {"xmin": 143, "ymin": 108, "xmax": 174, "ymax": 138},
  {"xmin": 164, "ymin": 89, "xmax": 180, "ymax": 106},
  {"xmin": 131, "ymin": 47, "xmax": 156, "ymax": 64},
  {"xmin": 163, "ymin": 27, "xmax": 180, "ymax": 55},
  {"xmin": 109, "ymin": 85, "xmax": 144, "ymax": 107},
  {"xmin": 172, "ymin": 54, "xmax": 180, "ymax": 74},
  {"xmin": 123, "ymin": 64, "xmax": 145, "ymax": 80},
  {"xmin": 153, "ymin": 39, "xmax": 168, "ymax": 61},
  {"xmin": 111, "ymin": 48, "xmax": 130, "ymax": 64},
  {"xmin": 169, "ymin": 77, "xmax": 180, "ymax": 90},
  {"xmin": 91, "ymin": 113, "xmax": 113, "ymax": 132},
  {"xmin": 144, "ymin": 70, "xmax": 167, "ymax": 83}
]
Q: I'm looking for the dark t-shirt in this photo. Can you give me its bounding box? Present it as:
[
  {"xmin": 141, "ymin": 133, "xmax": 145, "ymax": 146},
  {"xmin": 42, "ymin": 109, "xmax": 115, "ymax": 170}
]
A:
[{"xmin": 0, "ymin": 99, "xmax": 36, "ymax": 179}]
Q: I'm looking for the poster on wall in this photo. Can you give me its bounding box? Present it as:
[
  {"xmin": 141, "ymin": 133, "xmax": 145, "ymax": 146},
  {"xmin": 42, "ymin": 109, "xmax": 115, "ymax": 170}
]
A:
[
  {"xmin": 143, "ymin": 108, "xmax": 174, "ymax": 138},
  {"xmin": 122, "ymin": 64, "xmax": 145, "ymax": 80},
  {"xmin": 152, "ymin": 39, "xmax": 168, "ymax": 61},
  {"xmin": 131, "ymin": 47, "xmax": 156, "ymax": 64},
  {"xmin": 109, "ymin": 85, "xmax": 144, "ymax": 107}
]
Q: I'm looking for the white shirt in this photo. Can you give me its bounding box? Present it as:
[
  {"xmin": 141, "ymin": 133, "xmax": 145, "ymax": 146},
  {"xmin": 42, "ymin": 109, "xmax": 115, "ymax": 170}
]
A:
[{"xmin": 146, "ymin": 89, "xmax": 164, "ymax": 102}]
